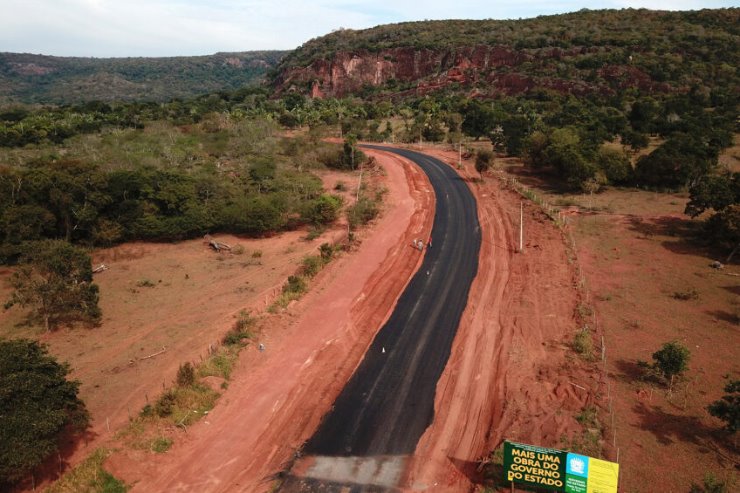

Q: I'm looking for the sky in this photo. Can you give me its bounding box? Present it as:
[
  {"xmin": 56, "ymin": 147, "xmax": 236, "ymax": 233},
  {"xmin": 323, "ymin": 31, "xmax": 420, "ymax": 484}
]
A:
[{"xmin": 1, "ymin": 0, "xmax": 737, "ymax": 58}]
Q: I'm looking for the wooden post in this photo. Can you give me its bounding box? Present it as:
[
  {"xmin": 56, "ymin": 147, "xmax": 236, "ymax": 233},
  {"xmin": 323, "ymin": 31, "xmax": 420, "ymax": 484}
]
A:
[{"xmin": 518, "ymin": 201, "xmax": 524, "ymax": 253}]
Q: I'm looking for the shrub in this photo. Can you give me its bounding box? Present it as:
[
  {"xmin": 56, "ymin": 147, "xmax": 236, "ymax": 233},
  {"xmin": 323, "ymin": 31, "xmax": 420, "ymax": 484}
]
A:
[
  {"xmin": 176, "ymin": 362, "xmax": 196, "ymax": 387},
  {"xmin": 673, "ymin": 288, "xmax": 699, "ymax": 301},
  {"xmin": 284, "ymin": 275, "xmax": 307, "ymax": 295},
  {"xmin": 155, "ymin": 390, "xmax": 177, "ymax": 417},
  {"xmin": 44, "ymin": 448, "xmax": 126, "ymax": 493},
  {"xmin": 319, "ymin": 242, "xmax": 334, "ymax": 260},
  {"xmin": 348, "ymin": 197, "xmax": 380, "ymax": 229},
  {"xmin": 222, "ymin": 310, "xmax": 254, "ymax": 347},
  {"xmin": 301, "ymin": 194, "xmax": 343, "ymax": 225},
  {"xmin": 707, "ymin": 380, "xmax": 739, "ymax": 434},
  {"xmin": 573, "ymin": 327, "xmax": 594, "ymax": 359},
  {"xmin": 475, "ymin": 149, "xmax": 494, "ymax": 178},
  {"xmin": 151, "ymin": 436, "xmax": 173, "ymax": 454},
  {"xmin": 689, "ymin": 473, "xmax": 734, "ymax": 493},
  {"xmin": 302, "ymin": 255, "xmax": 323, "ymax": 278}
]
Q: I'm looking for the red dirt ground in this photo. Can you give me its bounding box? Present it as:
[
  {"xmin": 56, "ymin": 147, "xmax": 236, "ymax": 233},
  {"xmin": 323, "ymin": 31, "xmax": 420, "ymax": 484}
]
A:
[
  {"xmin": 106, "ymin": 149, "xmax": 437, "ymax": 491},
  {"xmin": 2, "ymin": 145, "xmax": 595, "ymax": 493},
  {"xmin": 105, "ymin": 146, "xmax": 590, "ymax": 492}
]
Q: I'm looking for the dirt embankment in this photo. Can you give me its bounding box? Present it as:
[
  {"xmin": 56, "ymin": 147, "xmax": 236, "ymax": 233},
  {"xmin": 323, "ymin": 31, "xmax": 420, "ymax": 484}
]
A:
[
  {"xmin": 108, "ymin": 149, "xmax": 436, "ymax": 491},
  {"xmin": 403, "ymin": 148, "xmax": 597, "ymax": 491}
]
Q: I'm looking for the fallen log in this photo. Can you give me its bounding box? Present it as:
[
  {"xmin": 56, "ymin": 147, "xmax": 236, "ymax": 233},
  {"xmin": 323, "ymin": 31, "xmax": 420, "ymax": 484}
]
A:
[{"xmin": 140, "ymin": 346, "xmax": 166, "ymax": 360}]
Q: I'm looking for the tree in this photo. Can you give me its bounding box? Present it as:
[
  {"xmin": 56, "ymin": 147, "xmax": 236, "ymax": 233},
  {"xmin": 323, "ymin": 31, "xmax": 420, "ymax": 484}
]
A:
[
  {"xmin": 685, "ymin": 173, "xmax": 739, "ymax": 218},
  {"xmin": 461, "ymin": 100, "xmax": 496, "ymax": 141},
  {"xmin": 0, "ymin": 339, "xmax": 89, "ymax": 486},
  {"xmin": 4, "ymin": 240, "xmax": 101, "ymax": 331},
  {"xmin": 475, "ymin": 150, "xmax": 494, "ymax": 180},
  {"xmin": 652, "ymin": 341, "xmax": 690, "ymax": 388},
  {"xmin": 708, "ymin": 380, "xmax": 740, "ymax": 434},
  {"xmin": 597, "ymin": 147, "xmax": 633, "ymax": 185}
]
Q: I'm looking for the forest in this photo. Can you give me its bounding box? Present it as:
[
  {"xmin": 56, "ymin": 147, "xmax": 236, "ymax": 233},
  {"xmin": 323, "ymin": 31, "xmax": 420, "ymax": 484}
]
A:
[{"xmin": 0, "ymin": 51, "xmax": 286, "ymax": 104}]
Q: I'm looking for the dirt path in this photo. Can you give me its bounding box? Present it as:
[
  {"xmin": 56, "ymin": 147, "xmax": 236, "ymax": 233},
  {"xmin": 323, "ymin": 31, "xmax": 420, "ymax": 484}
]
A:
[{"xmin": 108, "ymin": 149, "xmax": 436, "ymax": 491}]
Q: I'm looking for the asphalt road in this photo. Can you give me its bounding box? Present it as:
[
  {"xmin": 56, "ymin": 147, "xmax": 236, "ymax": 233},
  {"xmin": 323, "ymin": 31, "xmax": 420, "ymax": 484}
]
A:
[{"xmin": 302, "ymin": 146, "xmax": 482, "ymax": 458}]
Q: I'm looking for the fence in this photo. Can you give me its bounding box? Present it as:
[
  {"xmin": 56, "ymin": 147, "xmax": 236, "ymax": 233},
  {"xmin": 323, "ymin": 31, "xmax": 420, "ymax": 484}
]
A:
[{"xmin": 502, "ymin": 174, "xmax": 621, "ymax": 465}]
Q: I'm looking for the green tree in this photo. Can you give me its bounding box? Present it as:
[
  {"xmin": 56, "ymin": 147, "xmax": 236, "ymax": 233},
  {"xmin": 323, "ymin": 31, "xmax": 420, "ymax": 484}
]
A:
[
  {"xmin": 4, "ymin": 240, "xmax": 101, "ymax": 331},
  {"xmin": 461, "ymin": 100, "xmax": 496, "ymax": 141},
  {"xmin": 596, "ymin": 147, "xmax": 633, "ymax": 185},
  {"xmin": 705, "ymin": 205, "xmax": 740, "ymax": 263},
  {"xmin": 475, "ymin": 149, "xmax": 494, "ymax": 180},
  {"xmin": 0, "ymin": 339, "xmax": 89, "ymax": 486},
  {"xmin": 635, "ymin": 133, "xmax": 718, "ymax": 190},
  {"xmin": 652, "ymin": 341, "xmax": 690, "ymax": 388},
  {"xmin": 685, "ymin": 173, "xmax": 739, "ymax": 218},
  {"xmin": 708, "ymin": 380, "xmax": 740, "ymax": 434}
]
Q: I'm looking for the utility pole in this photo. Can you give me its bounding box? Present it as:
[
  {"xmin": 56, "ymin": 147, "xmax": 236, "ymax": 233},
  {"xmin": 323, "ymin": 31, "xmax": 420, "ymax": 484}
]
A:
[
  {"xmin": 518, "ymin": 201, "xmax": 524, "ymax": 253},
  {"xmin": 458, "ymin": 141, "xmax": 462, "ymax": 169}
]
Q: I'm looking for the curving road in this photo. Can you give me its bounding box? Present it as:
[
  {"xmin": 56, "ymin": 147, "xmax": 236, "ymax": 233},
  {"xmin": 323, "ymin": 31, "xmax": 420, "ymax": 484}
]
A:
[{"xmin": 283, "ymin": 147, "xmax": 481, "ymax": 490}]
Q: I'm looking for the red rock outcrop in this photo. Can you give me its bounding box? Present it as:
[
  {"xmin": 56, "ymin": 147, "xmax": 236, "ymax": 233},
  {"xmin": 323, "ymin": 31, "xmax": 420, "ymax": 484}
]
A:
[{"xmin": 274, "ymin": 44, "xmax": 671, "ymax": 99}]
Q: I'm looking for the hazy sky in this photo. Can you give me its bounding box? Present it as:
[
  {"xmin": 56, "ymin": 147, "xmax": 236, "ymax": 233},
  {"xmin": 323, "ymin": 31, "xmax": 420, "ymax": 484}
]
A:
[{"xmin": 1, "ymin": 0, "xmax": 737, "ymax": 57}]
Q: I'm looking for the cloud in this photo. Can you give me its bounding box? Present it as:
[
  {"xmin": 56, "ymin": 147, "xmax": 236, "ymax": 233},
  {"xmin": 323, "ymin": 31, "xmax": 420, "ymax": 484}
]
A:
[{"xmin": 0, "ymin": 0, "xmax": 737, "ymax": 57}]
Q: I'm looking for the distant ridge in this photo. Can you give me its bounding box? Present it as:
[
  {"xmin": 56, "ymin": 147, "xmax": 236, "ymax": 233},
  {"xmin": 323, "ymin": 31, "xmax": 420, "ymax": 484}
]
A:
[
  {"xmin": 0, "ymin": 51, "xmax": 287, "ymax": 105},
  {"xmin": 272, "ymin": 8, "xmax": 739, "ymax": 99}
]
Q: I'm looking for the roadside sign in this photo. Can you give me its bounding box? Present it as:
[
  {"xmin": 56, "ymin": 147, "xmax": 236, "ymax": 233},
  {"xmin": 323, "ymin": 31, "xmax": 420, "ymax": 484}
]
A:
[
  {"xmin": 503, "ymin": 441, "xmax": 567, "ymax": 490},
  {"xmin": 503, "ymin": 441, "xmax": 619, "ymax": 493}
]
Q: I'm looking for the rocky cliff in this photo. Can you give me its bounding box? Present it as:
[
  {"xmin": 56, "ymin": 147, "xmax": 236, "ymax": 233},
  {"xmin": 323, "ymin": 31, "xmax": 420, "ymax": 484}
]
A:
[
  {"xmin": 272, "ymin": 9, "xmax": 738, "ymax": 100},
  {"xmin": 276, "ymin": 45, "xmax": 671, "ymax": 99}
]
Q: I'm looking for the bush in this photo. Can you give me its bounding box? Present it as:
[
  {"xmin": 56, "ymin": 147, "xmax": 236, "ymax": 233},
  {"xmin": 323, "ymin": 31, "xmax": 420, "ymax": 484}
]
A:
[
  {"xmin": 284, "ymin": 275, "xmax": 307, "ymax": 295},
  {"xmin": 151, "ymin": 436, "xmax": 173, "ymax": 454},
  {"xmin": 319, "ymin": 242, "xmax": 334, "ymax": 260},
  {"xmin": 707, "ymin": 380, "xmax": 739, "ymax": 434},
  {"xmin": 348, "ymin": 197, "xmax": 380, "ymax": 229},
  {"xmin": 475, "ymin": 149, "xmax": 494, "ymax": 178},
  {"xmin": 689, "ymin": 473, "xmax": 734, "ymax": 493},
  {"xmin": 302, "ymin": 255, "xmax": 323, "ymax": 278},
  {"xmin": 673, "ymin": 288, "xmax": 699, "ymax": 301},
  {"xmin": 176, "ymin": 362, "xmax": 196, "ymax": 387},
  {"xmin": 573, "ymin": 327, "xmax": 594, "ymax": 359},
  {"xmin": 155, "ymin": 390, "xmax": 177, "ymax": 417},
  {"xmin": 222, "ymin": 310, "xmax": 254, "ymax": 347},
  {"xmin": 652, "ymin": 341, "xmax": 690, "ymax": 386},
  {"xmin": 301, "ymin": 194, "xmax": 343, "ymax": 225}
]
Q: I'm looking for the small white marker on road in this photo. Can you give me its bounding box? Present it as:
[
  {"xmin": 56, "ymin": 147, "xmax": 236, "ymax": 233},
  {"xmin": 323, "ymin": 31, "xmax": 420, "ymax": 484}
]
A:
[{"xmin": 382, "ymin": 347, "xmax": 386, "ymax": 354}]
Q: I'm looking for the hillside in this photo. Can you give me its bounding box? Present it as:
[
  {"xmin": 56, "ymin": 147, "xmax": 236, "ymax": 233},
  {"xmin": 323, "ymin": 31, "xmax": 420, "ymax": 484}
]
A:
[
  {"xmin": 273, "ymin": 8, "xmax": 739, "ymax": 98},
  {"xmin": 0, "ymin": 51, "xmax": 287, "ymax": 104}
]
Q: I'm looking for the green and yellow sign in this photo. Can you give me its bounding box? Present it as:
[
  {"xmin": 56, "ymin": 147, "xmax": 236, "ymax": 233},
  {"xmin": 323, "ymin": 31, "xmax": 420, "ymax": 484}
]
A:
[
  {"xmin": 503, "ymin": 441, "xmax": 567, "ymax": 490},
  {"xmin": 503, "ymin": 441, "xmax": 619, "ymax": 493}
]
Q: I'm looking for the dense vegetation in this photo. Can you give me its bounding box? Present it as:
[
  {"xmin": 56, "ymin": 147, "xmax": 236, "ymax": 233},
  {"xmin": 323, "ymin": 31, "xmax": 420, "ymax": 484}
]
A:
[
  {"xmin": 277, "ymin": 9, "xmax": 738, "ymax": 95},
  {"xmin": 0, "ymin": 113, "xmax": 365, "ymax": 264},
  {"xmin": 0, "ymin": 339, "xmax": 88, "ymax": 486},
  {"xmin": 0, "ymin": 51, "xmax": 286, "ymax": 104}
]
